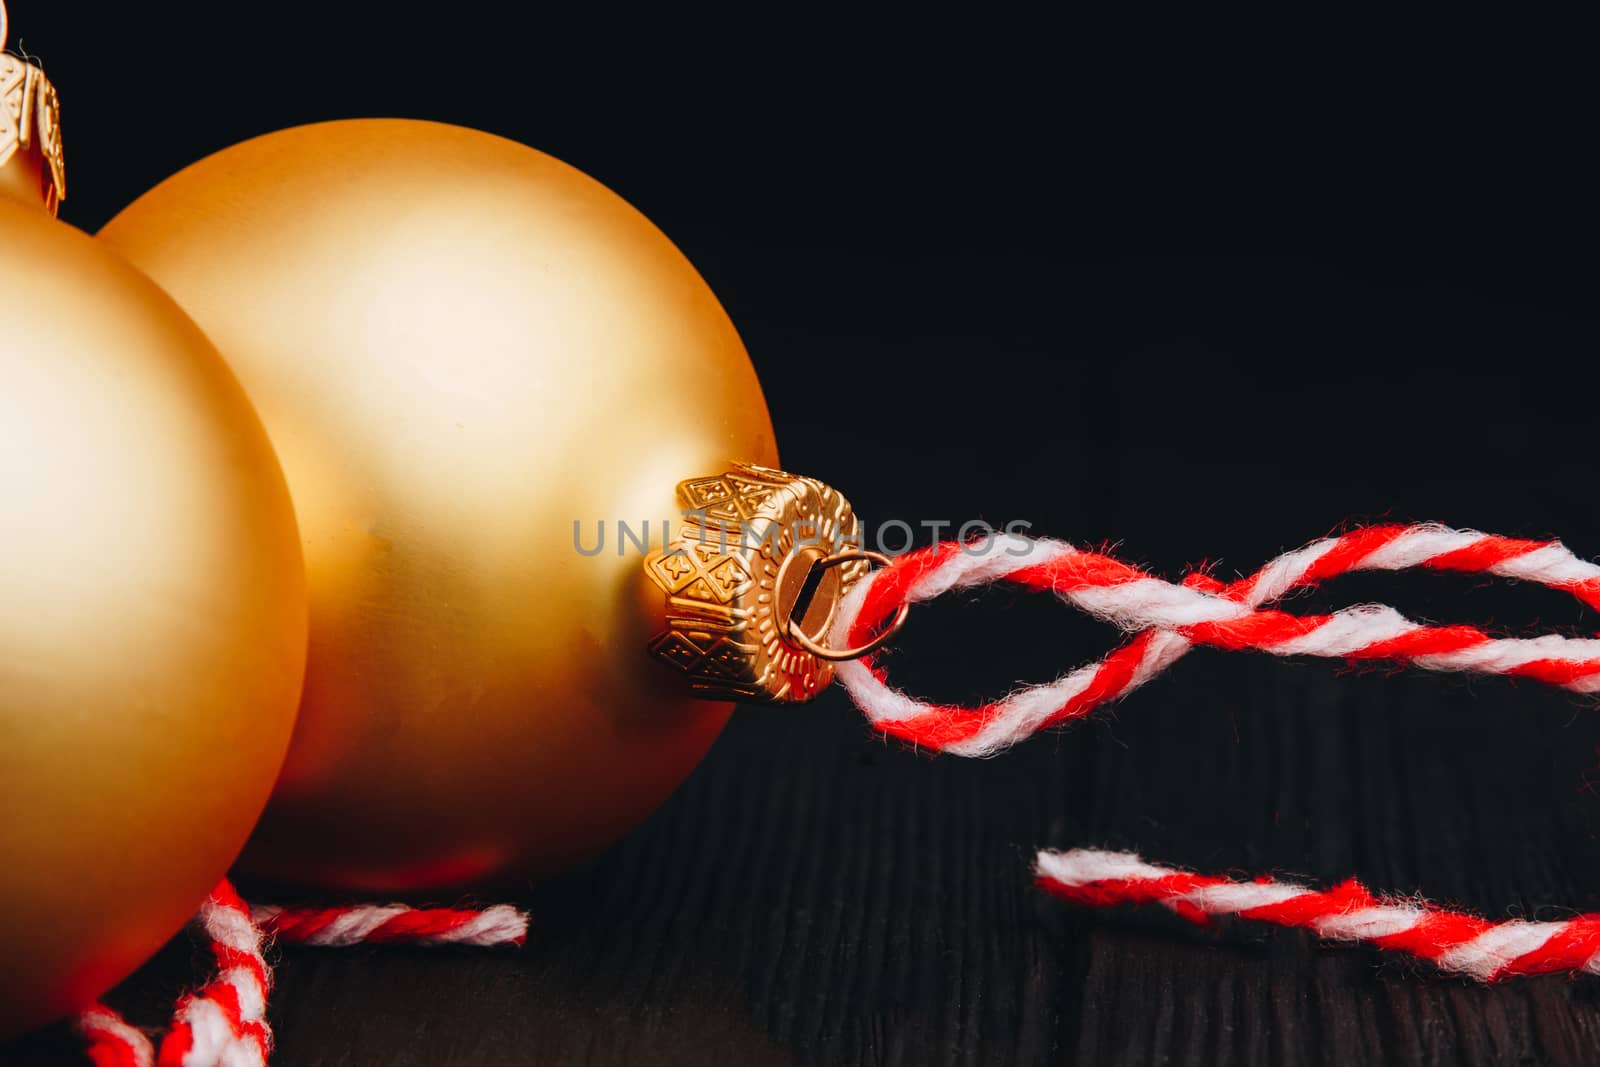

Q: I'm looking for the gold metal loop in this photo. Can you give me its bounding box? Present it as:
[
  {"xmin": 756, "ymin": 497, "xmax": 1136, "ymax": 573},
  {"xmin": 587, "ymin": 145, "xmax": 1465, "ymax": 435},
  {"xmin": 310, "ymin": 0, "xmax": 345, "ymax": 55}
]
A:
[
  {"xmin": 785, "ymin": 550, "xmax": 909, "ymax": 662},
  {"xmin": 1, "ymin": 3, "xmax": 9, "ymax": 55}
]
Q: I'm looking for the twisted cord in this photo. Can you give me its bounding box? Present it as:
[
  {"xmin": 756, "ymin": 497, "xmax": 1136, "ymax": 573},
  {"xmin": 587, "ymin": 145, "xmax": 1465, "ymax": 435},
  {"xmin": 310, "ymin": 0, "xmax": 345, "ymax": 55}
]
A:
[
  {"xmin": 832, "ymin": 523, "xmax": 1600, "ymax": 756},
  {"xmin": 253, "ymin": 902, "xmax": 528, "ymax": 948},
  {"xmin": 73, "ymin": 1004, "xmax": 153, "ymax": 1067},
  {"xmin": 75, "ymin": 885, "xmax": 529, "ymax": 1066},
  {"xmin": 1036, "ymin": 849, "xmax": 1600, "ymax": 981},
  {"xmin": 157, "ymin": 881, "xmax": 271, "ymax": 1067}
]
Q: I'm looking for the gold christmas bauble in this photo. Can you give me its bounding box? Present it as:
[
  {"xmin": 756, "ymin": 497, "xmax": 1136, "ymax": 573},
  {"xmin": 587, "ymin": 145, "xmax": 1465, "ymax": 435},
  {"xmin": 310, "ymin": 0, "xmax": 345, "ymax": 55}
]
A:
[
  {"xmin": 100, "ymin": 119, "xmax": 779, "ymax": 890},
  {"xmin": 0, "ymin": 85, "xmax": 307, "ymax": 1034}
]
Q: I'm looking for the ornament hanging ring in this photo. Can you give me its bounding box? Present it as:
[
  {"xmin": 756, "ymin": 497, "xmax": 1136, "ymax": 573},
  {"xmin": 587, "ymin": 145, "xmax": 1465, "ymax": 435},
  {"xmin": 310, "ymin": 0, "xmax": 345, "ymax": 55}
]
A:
[
  {"xmin": 1, "ymin": 2, "xmax": 8, "ymax": 53},
  {"xmin": 786, "ymin": 549, "xmax": 909, "ymax": 661}
]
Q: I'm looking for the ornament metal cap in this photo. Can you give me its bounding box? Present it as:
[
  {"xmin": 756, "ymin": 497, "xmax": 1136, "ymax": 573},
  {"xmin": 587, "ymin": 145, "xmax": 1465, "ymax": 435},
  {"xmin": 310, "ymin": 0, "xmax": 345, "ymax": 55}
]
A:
[
  {"xmin": 642, "ymin": 464, "xmax": 903, "ymax": 704},
  {"xmin": 1, "ymin": 4, "xmax": 66, "ymax": 215}
]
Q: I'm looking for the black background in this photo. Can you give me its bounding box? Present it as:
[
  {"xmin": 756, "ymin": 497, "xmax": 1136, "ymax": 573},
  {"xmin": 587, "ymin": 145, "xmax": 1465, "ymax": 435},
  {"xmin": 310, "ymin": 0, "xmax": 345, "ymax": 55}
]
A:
[{"xmin": 6, "ymin": 2, "xmax": 1600, "ymax": 1064}]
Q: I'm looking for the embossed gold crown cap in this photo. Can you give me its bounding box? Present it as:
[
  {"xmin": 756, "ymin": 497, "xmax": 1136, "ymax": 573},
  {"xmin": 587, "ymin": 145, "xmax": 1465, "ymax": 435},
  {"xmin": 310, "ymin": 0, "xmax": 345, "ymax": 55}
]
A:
[
  {"xmin": 1, "ymin": 3, "xmax": 67, "ymax": 215},
  {"xmin": 643, "ymin": 464, "xmax": 905, "ymax": 705}
]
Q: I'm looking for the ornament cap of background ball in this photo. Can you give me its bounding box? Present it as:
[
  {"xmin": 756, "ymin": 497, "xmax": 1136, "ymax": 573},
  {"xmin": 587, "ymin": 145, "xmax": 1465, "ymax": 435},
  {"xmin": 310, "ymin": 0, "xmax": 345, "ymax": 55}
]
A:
[
  {"xmin": 1, "ymin": 2, "xmax": 308, "ymax": 1037},
  {"xmin": 1, "ymin": 9, "xmax": 67, "ymax": 214},
  {"xmin": 99, "ymin": 118, "xmax": 782, "ymax": 891}
]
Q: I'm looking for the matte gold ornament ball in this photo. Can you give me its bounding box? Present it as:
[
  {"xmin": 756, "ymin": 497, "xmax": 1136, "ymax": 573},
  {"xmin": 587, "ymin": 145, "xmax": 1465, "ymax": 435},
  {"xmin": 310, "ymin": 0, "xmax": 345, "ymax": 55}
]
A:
[
  {"xmin": 0, "ymin": 71, "xmax": 307, "ymax": 1035},
  {"xmin": 101, "ymin": 120, "xmax": 780, "ymax": 891}
]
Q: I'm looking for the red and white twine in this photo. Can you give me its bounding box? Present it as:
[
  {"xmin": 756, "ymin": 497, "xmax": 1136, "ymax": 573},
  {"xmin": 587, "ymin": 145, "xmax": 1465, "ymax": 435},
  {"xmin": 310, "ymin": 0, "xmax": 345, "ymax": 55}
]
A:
[
  {"xmin": 1036, "ymin": 849, "xmax": 1600, "ymax": 981},
  {"xmin": 160, "ymin": 881, "xmax": 271, "ymax": 1067},
  {"xmin": 252, "ymin": 902, "xmax": 528, "ymax": 948},
  {"xmin": 73, "ymin": 1004, "xmax": 153, "ymax": 1067},
  {"xmin": 74, "ymin": 883, "xmax": 528, "ymax": 1067},
  {"xmin": 66, "ymin": 522, "xmax": 1600, "ymax": 1063},
  {"xmin": 830, "ymin": 521, "xmax": 1600, "ymax": 977},
  {"xmin": 831, "ymin": 523, "xmax": 1600, "ymax": 756}
]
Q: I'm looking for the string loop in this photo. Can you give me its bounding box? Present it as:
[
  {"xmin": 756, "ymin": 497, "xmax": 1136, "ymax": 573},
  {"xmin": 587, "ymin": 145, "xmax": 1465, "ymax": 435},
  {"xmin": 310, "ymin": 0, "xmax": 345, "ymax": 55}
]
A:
[{"xmin": 832, "ymin": 524, "xmax": 1600, "ymax": 757}]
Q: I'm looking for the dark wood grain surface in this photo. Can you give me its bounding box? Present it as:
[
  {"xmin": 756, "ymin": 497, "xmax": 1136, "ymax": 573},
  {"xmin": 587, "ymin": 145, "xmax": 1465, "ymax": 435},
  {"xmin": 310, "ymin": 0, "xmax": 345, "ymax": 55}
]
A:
[
  {"xmin": 17, "ymin": 653, "xmax": 1600, "ymax": 1065},
  {"xmin": 5, "ymin": 2, "xmax": 1600, "ymax": 1063}
]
